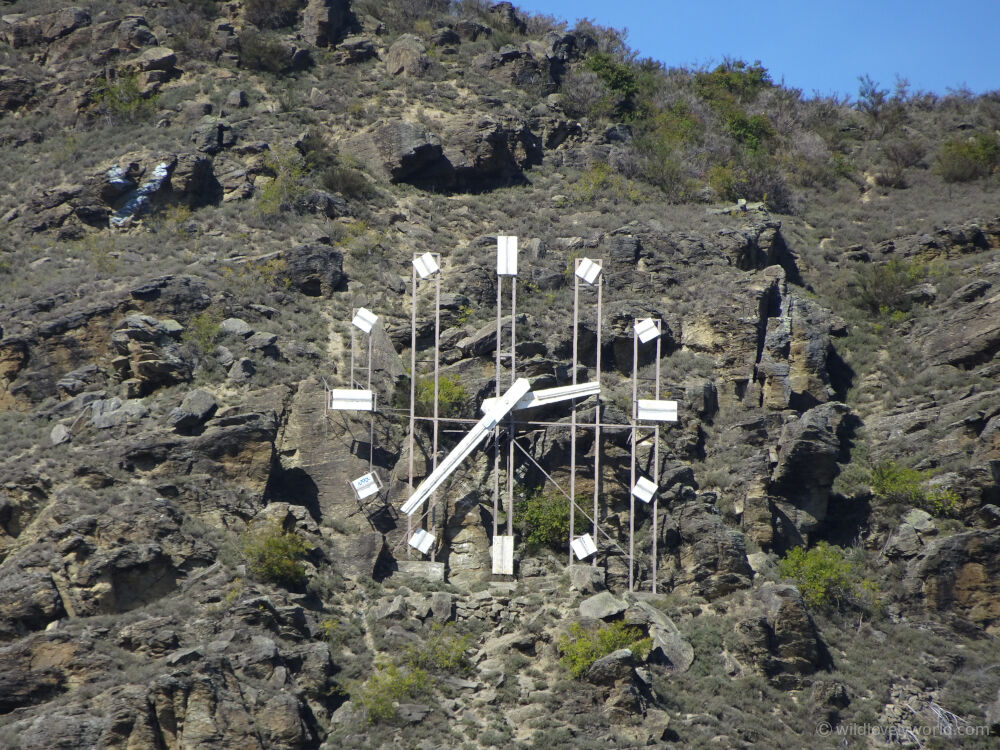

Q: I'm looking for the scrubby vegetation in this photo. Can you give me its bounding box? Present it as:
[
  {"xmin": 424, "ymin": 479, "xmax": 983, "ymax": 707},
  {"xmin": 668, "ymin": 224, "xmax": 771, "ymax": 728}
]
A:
[
  {"xmin": 558, "ymin": 621, "xmax": 651, "ymax": 678},
  {"xmin": 241, "ymin": 522, "xmax": 311, "ymax": 588},
  {"xmin": 778, "ymin": 543, "xmax": 879, "ymax": 610}
]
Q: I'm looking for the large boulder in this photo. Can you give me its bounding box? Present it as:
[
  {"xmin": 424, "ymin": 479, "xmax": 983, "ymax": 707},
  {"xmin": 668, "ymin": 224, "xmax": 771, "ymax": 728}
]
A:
[
  {"xmin": 348, "ymin": 121, "xmax": 446, "ymax": 184},
  {"xmin": 727, "ymin": 583, "xmax": 825, "ymax": 687},
  {"xmin": 384, "ymin": 34, "xmax": 429, "ymax": 77},
  {"xmin": 301, "ymin": 0, "xmax": 354, "ymax": 46},
  {"xmin": 769, "ymin": 402, "xmax": 849, "ymax": 546},
  {"xmin": 284, "ymin": 243, "xmax": 345, "ymax": 297},
  {"xmin": 1, "ymin": 7, "xmax": 91, "ymax": 48}
]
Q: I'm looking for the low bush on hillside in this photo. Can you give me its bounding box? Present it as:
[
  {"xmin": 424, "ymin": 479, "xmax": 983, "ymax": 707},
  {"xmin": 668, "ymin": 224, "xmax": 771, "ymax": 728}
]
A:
[
  {"xmin": 414, "ymin": 374, "xmax": 470, "ymax": 418},
  {"xmin": 871, "ymin": 460, "xmax": 959, "ymax": 517},
  {"xmin": 242, "ymin": 522, "xmax": 310, "ymax": 588},
  {"xmin": 934, "ymin": 132, "xmax": 1000, "ymax": 183},
  {"xmin": 91, "ymin": 74, "xmax": 159, "ymax": 123},
  {"xmin": 357, "ymin": 662, "xmax": 429, "ymax": 722},
  {"xmin": 849, "ymin": 258, "xmax": 925, "ymax": 314},
  {"xmin": 778, "ymin": 542, "xmax": 879, "ymax": 610},
  {"xmin": 515, "ymin": 490, "xmax": 588, "ymax": 552},
  {"xmin": 558, "ymin": 621, "xmax": 651, "ymax": 678}
]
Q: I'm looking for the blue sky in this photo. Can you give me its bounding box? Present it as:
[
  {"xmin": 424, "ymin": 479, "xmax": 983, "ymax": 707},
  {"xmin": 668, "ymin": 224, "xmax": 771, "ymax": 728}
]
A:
[{"xmin": 513, "ymin": 0, "xmax": 1000, "ymax": 99}]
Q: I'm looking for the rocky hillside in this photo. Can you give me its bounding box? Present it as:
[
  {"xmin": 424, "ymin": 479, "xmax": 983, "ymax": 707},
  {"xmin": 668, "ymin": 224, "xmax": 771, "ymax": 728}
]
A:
[{"xmin": 1, "ymin": 1, "xmax": 999, "ymax": 747}]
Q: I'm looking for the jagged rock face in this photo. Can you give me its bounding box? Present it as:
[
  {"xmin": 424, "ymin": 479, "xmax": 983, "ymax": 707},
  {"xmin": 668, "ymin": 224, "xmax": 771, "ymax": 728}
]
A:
[
  {"xmin": 0, "ymin": 276, "xmax": 210, "ymax": 409},
  {"xmin": 727, "ymin": 583, "xmax": 824, "ymax": 688},
  {"xmin": 384, "ymin": 34, "xmax": 429, "ymax": 77},
  {"xmin": 301, "ymin": 0, "xmax": 354, "ymax": 47},
  {"xmin": 906, "ymin": 529, "xmax": 1000, "ymax": 634},
  {"xmin": 769, "ymin": 402, "xmax": 849, "ymax": 547},
  {"xmin": 348, "ymin": 117, "xmax": 542, "ymax": 191},
  {"xmin": 663, "ymin": 499, "xmax": 753, "ymax": 599}
]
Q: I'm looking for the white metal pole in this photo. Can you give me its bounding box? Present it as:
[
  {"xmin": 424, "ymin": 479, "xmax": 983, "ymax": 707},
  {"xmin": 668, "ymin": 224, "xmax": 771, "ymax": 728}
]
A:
[
  {"xmin": 569, "ymin": 267, "xmax": 579, "ymax": 567},
  {"xmin": 652, "ymin": 320, "xmax": 661, "ymax": 593},
  {"xmin": 630, "ymin": 329, "xmax": 638, "ymax": 592},
  {"xmin": 408, "ymin": 262, "xmax": 417, "ymax": 557},
  {"xmin": 593, "ymin": 275, "xmax": 602, "ymax": 566},
  {"xmin": 431, "ymin": 268, "xmax": 440, "ymax": 562}
]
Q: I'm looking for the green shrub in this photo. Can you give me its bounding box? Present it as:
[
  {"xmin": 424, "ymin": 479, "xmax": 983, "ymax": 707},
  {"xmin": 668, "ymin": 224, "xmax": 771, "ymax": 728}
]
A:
[
  {"xmin": 725, "ymin": 112, "xmax": 775, "ymax": 154},
  {"xmin": 183, "ymin": 310, "xmax": 221, "ymax": 354},
  {"xmin": 571, "ymin": 163, "xmax": 642, "ymax": 204},
  {"xmin": 583, "ymin": 51, "xmax": 638, "ymax": 115},
  {"xmin": 244, "ymin": 0, "xmax": 302, "ymax": 29},
  {"xmin": 778, "ymin": 542, "xmax": 879, "ymax": 610},
  {"xmin": 255, "ymin": 148, "xmax": 306, "ymax": 217},
  {"xmin": 239, "ymin": 28, "xmax": 296, "ymax": 73},
  {"xmin": 515, "ymin": 490, "xmax": 587, "ymax": 552},
  {"xmin": 693, "ymin": 59, "xmax": 771, "ymax": 105},
  {"xmin": 850, "ymin": 258, "xmax": 925, "ymax": 314},
  {"xmin": 557, "ymin": 621, "xmax": 651, "ymax": 678},
  {"xmin": 403, "ymin": 623, "xmax": 472, "ymax": 673},
  {"xmin": 357, "ymin": 663, "xmax": 429, "ymax": 723},
  {"xmin": 91, "ymin": 74, "xmax": 159, "ymax": 123},
  {"xmin": 415, "ymin": 374, "xmax": 469, "ymax": 418},
  {"xmin": 871, "ymin": 460, "xmax": 958, "ymax": 517},
  {"xmin": 934, "ymin": 133, "xmax": 1000, "ymax": 183},
  {"xmin": 241, "ymin": 522, "xmax": 310, "ymax": 588}
]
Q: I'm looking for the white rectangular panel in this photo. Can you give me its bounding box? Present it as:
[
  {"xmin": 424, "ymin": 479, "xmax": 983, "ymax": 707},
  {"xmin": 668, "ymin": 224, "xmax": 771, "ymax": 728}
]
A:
[
  {"xmin": 497, "ymin": 235, "xmax": 518, "ymax": 276},
  {"xmin": 352, "ymin": 307, "xmax": 378, "ymax": 334},
  {"xmin": 413, "ymin": 252, "xmax": 440, "ymax": 279},
  {"xmin": 575, "ymin": 258, "xmax": 602, "ymax": 285},
  {"xmin": 350, "ymin": 472, "xmax": 380, "ymax": 500},
  {"xmin": 636, "ymin": 399, "xmax": 678, "ymax": 422},
  {"xmin": 634, "ymin": 318, "xmax": 660, "ymax": 344},
  {"xmin": 409, "ymin": 528, "xmax": 435, "ymax": 554},
  {"xmin": 571, "ymin": 534, "xmax": 597, "ymax": 560},
  {"xmin": 492, "ymin": 535, "xmax": 515, "ymax": 575},
  {"xmin": 632, "ymin": 476, "xmax": 657, "ymax": 503},
  {"xmin": 328, "ymin": 389, "xmax": 374, "ymax": 411}
]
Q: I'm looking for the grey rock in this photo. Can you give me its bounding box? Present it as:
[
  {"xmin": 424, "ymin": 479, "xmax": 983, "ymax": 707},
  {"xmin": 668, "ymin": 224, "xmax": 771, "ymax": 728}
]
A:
[
  {"xmin": 396, "ymin": 703, "xmax": 430, "ymax": 723},
  {"xmin": 215, "ymin": 345, "xmax": 235, "ymax": 367},
  {"xmin": 167, "ymin": 389, "xmax": 217, "ymax": 431},
  {"xmin": 285, "ymin": 244, "xmax": 345, "ymax": 297},
  {"xmin": 225, "ymin": 89, "xmax": 248, "ymax": 108},
  {"xmin": 373, "ymin": 595, "xmax": 406, "ymax": 621},
  {"xmin": 219, "ymin": 318, "xmax": 253, "ymax": 337},
  {"xmin": 385, "ymin": 34, "xmax": 429, "ymax": 77},
  {"xmin": 227, "ymin": 358, "xmax": 255, "ymax": 382},
  {"xmin": 579, "ymin": 591, "xmax": 626, "ymax": 620},
  {"xmin": 302, "ymin": 0, "xmax": 354, "ymax": 46},
  {"xmin": 585, "ymin": 648, "xmax": 635, "ymax": 685},
  {"xmin": 568, "ymin": 564, "xmax": 606, "ymax": 594},
  {"xmin": 246, "ymin": 332, "xmax": 278, "ymax": 350},
  {"xmin": 430, "ymin": 591, "xmax": 453, "ymax": 622},
  {"xmin": 49, "ymin": 423, "xmax": 70, "ymax": 445},
  {"xmin": 91, "ymin": 398, "xmax": 148, "ymax": 429}
]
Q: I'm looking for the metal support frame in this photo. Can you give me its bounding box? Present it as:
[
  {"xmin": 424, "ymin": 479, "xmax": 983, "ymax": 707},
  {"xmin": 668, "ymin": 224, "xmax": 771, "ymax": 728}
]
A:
[
  {"xmin": 398, "ymin": 243, "xmax": 677, "ymax": 589},
  {"xmin": 350, "ymin": 313, "xmax": 375, "ymax": 473},
  {"xmin": 629, "ymin": 318, "xmax": 663, "ymax": 592},
  {"xmin": 407, "ymin": 253, "xmax": 442, "ymax": 560},
  {"xmin": 569, "ymin": 258, "xmax": 603, "ymax": 566}
]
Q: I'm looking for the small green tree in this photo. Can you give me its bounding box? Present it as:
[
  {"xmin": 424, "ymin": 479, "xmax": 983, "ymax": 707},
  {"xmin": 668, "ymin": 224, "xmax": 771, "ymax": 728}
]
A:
[
  {"xmin": 357, "ymin": 663, "xmax": 429, "ymax": 723},
  {"xmin": 242, "ymin": 522, "xmax": 310, "ymax": 588},
  {"xmin": 778, "ymin": 542, "xmax": 879, "ymax": 610},
  {"xmin": 871, "ymin": 460, "xmax": 958, "ymax": 517},
  {"xmin": 414, "ymin": 374, "xmax": 469, "ymax": 418},
  {"xmin": 515, "ymin": 490, "xmax": 588, "ymax": 552},
  {"xmin": 557, "ymin": 621, "xmax": 651, "ymax": 678},
  {"xmin": 850, "ymin": 258, "xmax": 925, "ymax": 314},
  {"xmin": 92, "ymin": 74, "xmax": 159, "ymax": 123},
  {"xmin": 934, "ymin": 133, "xmax": 1000, "ymax": 183}
]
